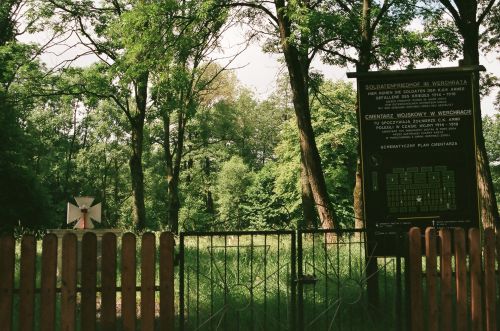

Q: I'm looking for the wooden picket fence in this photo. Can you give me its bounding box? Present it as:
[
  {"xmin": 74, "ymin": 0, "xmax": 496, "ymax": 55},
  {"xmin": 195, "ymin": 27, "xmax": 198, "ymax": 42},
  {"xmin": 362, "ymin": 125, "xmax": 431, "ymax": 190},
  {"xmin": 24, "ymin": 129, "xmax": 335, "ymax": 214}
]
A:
[
  {"xmin": 409, "ymin": 227, "xmax": 497, "ymax": 331},
  {"xmin": 0, "ymin": 232, "xmax": 175, "ymax": 331}
]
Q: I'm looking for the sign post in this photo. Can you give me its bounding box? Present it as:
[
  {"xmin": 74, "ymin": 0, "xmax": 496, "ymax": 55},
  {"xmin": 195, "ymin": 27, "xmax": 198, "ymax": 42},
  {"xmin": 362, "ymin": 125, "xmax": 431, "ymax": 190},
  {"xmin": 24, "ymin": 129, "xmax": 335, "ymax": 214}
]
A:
[{"xmin": 348, "ymin": 66, "xmax": 482, "ymax": 255}]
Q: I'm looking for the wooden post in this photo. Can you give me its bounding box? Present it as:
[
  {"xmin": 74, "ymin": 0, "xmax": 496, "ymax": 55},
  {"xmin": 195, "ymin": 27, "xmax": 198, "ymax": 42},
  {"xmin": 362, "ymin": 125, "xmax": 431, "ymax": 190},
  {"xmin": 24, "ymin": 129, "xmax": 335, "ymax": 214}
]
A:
[
  {"xmin": 81, "ymin": 233, "xmax": 97, "ymax": 331},
  {"xmin": 439, "ymin": 229, "xmax": 452, "ymax": 331},
  {"xmin": 101, "ymin": 233, "xmax": 117, "ymax": 330},
  {"xmin": 425, "ymin": 228, "xmax": 438, "ymax": 331},
  {"xmin": 61, "ymin": 233, "xmax": 77, "ymax": 331},
  {"xmin": 454, "ymin": 228, "xmax": 467, "ymax": 331},
  {"xmin": 409, "ymin": 227, "xmax": 423, "ymax": 331},
  {"xmin": 40, "ymin": 234, "xmax": 58, "ymax": 331},
  {"xmin": 0, "ymin": 235, "xmax": 15, "ymax": 331},
  {"xmin": 141, "ymin": 233, "xmax": 156, "ymax": 331},
  {"xmin": 483, "ymin": 228, "xmax": 496, "ymax": 331},
  {"xmin": 160, "ymin": 232, "xmax": 175, "ymax": 330},
  {"xmin": 497, "ymin": 230, "xmax": 500, "ymax": 328},
  {"xmin": 122, "ymin": 233, "xmax": 137, "ymax": 331},
  {"xmin": 469, "ymin": 228, "xmax": 482, "ymax": 331},
  {"xmin": 19, "ymin": 235, "xmax": 36, "ymax": 331}
]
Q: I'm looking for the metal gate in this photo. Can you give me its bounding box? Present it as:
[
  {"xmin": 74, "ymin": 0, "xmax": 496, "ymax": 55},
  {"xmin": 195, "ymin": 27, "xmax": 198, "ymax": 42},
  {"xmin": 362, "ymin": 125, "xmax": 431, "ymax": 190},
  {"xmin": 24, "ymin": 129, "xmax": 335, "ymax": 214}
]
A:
[
  {"xmin": 179, "ymin": 229, "xmax": 405, "ymax": 331},
  {"xmin": 296, "ymin": 229, "xmax": 405, "ymax": 331},
  {"xmin": 179, "ymin": 231, "xmax": 296, "ymax": 331}
]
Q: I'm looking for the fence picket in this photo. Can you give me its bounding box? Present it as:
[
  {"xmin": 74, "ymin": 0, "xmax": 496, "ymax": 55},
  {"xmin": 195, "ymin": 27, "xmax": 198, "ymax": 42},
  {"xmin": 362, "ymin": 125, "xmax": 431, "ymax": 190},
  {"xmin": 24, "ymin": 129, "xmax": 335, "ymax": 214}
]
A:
[
  {"xmin": 160, "ymin": 232, "xmax": 175, "ymax": 331},
  {"xmin": 61, "ymin": 233, "xmax": 77, "ymax": 331},
  {"xmin": 497, "ymin": 230, "xmax": 500, "ymax": 326},
  {"xmin": 5, "ymin": 228, "xmax": 500, "ymax": 330},
  {"xmin": 101, "ymin": 233, "xmax": 117, "ymax": 330},
  {"xmin": 0, "ymin": 235, "xmax": 15, "ymax": 331},
  {"xmin": 141, "ymin": 233, "xmax": 156, "ymax": 331},
  {"xmin": 40, "ymin": 234, "xmax": 57, "ymax": 331},
  {"xmin": 425, "ymin": 228, "xmax": 438, "ymax": 331},
  {"xmin": 484, "ymin": 228, "xmax": 496, "ymax": 331},
  {"xmin": 469, "ymin": 228, "xmax": 482, "ymax": 331},
  {"xmin": 439, "ymin": 229, "xmax": 452, "ymax": 331},
  {"xmin": 454, "ymin": 228, "xmax": 467, "ymax": 331},
  {"xmin": 19, "ymin": 235, "xmax": 36, "ymax": 331},
  {"xmin": 81, "ymin": 233, "xmax": 97, "ymax": 331},
  {"xmin": 409, "ymin": 227, "xmax": 423, "ymax": 331},
  {"xmin": 122, "ymin": 233, "xmax": 136, "ymax": 331}
]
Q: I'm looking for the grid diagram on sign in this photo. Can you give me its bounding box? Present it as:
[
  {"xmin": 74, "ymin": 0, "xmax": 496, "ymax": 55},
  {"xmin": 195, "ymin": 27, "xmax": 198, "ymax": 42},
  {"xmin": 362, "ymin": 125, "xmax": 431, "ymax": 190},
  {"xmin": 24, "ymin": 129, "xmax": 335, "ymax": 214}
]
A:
[{"xmin": 386, "ymin": 166, "xmax": 456, "ymax": 214}]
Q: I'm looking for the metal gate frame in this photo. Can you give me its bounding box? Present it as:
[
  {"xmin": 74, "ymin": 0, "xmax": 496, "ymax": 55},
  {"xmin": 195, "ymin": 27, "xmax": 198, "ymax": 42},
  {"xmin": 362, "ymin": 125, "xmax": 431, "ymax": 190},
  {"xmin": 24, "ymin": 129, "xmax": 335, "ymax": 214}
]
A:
[
  {"xmin": 179, "ymin": 230, "xmax": 297, "ymax": 331},
  {"xmin": 179, "ymin": 229, "xmax": 405, "ymax": 331}
]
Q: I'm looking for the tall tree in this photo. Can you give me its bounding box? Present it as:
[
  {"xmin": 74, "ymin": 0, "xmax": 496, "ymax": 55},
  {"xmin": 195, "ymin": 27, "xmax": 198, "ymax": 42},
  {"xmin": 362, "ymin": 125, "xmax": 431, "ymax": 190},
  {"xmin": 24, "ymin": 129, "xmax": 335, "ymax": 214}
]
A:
[
  {"xmin": 228, "ymin": 0, "xmax": 340, "ymax": 229},
  {"xmin": 143, "ymin": 0, "xmax": 230, "ymax": 232},
  {"xmin": 38, "ymin": 0, "xmax": 157, "ymax": 229},
  {"xmin": 274, "ymin": 79, "xmax": 358, "ymax": 228},
  {"xmin": 0, "ymin": 1, "xmax": 57, "ymax": 230},
  {"xmin": 430, "ymin": 0, "xmax": 500, "ymax": 227},
  {"xmin": 320, "ymin": 0, "xmax": 442, "ymax": 229}
]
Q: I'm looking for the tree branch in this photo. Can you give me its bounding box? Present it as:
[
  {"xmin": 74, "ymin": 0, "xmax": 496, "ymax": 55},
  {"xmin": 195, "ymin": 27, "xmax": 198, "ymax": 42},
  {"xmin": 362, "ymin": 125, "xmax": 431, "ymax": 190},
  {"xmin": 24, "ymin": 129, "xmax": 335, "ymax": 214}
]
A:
[
  {"xmin": 439, "ymin": 0, "xmax": 463, "ymax": 30},
  {"xmin": 478, "ymin": 0, "xmax": 498, "ymax": 25},
  {"xmin": 225, "ymin": 2, "xmax": 278, "ymax": 25},
  {"xmin": 370, "ymin": 0, "xmax": 394, "ymax": 32}
]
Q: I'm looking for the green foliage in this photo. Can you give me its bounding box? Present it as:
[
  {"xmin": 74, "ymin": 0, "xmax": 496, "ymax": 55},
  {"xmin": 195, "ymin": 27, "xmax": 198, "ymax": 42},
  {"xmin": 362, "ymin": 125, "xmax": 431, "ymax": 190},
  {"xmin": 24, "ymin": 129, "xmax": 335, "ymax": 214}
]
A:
[
  {"xmin": 215, "ymin": 156, "xmax": 254, "ymax": 230},
  {"xmin": 0, "ymin": 40, "xmax": 58, "ymax": 231},
  {"xmin": 274, "ymin": 79, "xmax": 358, "ymax": 228},
  {"xmin": 0, "ymin": 89, "xmax": 56, "ymax": 231},
  {"xmin": 484, "ymin": 114, "xmax": 500, "ymax": 204},
  {"xmin": 5, "ymin": 0, "xmax": 490, "ymax": 233},
  {"xmin": 243, "ymin": 163, "xmax": 292, "ymax": 229},
  {"xmin": 0, "ymin": 0, "xmax": 17, "ymax": 45},
  {"xmin": 482, "ymin": 3, "xmax": 500, "ymax": 52}
]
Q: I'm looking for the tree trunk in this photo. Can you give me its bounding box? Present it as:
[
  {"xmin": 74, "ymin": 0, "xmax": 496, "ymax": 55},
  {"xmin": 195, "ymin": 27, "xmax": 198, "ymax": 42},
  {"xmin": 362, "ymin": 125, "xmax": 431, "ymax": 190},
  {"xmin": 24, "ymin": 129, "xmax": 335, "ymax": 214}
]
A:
[
  {"xmin": 459, "ymin": 16, "xmax": 500, "ymax": 228},
  {"xmin": 162, "ymin": 104, "xmax": 187, "ymax": 234},
  {"xmin": 204, "ymin": 157, "xmax": 215, "ymax": 214},
  {"xmin": 353, "ymin": 0, "xmax": 373, "ymax": 231},
  {"xmin": 63, "ymin": 103, "xmax": 78, "ymax": 203},
  {"xmin": 167, "ymin": 172, "xmax": 180, "ymax": 232},
  {"xmin": 130, "ymin": 120, "xmax": 146, "ymax": 230},
  {"xmin": 112, "ymin": 158, "xmax": 120, "ymax": 227},
  {"xmin": 300, "ymin": 152, "xmax": 317, "ymax": 228},
  {"xmin": 353, "ymin": 157, "xmax": 364, "ymax": 230},
  {"xmin": 359, "ymin": 0, "xmax": 379, "ymax": 311},
  {"xmin": 275, "ymin": 0, "xmax": 336, "ymax": 230},
  {"xmin": 129, "ymin": 72, "xmax": 148, "ymax": 230}
]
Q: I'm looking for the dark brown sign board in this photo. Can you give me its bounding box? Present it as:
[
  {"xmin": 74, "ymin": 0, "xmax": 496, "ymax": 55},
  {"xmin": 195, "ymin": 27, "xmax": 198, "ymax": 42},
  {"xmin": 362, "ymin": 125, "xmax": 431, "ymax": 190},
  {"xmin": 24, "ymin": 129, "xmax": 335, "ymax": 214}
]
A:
[{"xmin": 348, "ymin": 66, "xmax": 482, "ymax": 255}]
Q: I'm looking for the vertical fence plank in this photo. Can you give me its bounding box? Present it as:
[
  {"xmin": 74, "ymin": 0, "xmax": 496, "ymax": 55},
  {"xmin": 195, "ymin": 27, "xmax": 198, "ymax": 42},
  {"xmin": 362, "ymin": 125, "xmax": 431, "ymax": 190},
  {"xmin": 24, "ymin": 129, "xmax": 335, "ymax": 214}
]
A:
[
  {"xmin": 454, "ymin": 228, "xmax": 467, "ymax": 331},
  {"xmin": 40, "ymin": 234, "xmax": 57, "ymax": 331},
  {"xmin": 160, "ymin": 232, "xmax": 175, "ymax": 331},
  {"xmin": 409, "ymin": 227, "xmax": 423, "ymax": 331},
  {"xmin": 101, "ymin": 232, "xmax": 117, "ymax": 330},
  {"xmin": 141, "ymin": 233, "xmax": 156, "ymax": 331},
  {"xmin": 425, "ymin": 228, "xmax": 438, "ymax": 331},
  {"xmin": 61, "ymin": 233, "xmax": 77, "ymax": 331},
  {"xmin": 497, "ymin": 230, "xmax": 500, "ymax": 327},
  {"xmin": 484, "ymin": 228, "xmax": 496, "ymax": 331},
  {"xmin": 81, "ymin": 233, "xmax": 97, "ymax": 331},
  {"xmin": 439, "ymin": 229, "xmax": 452, "ymax": 331},
  {"xmin": 469, "ymin": 228, "xmax": 482, "ymax": 331},
  {"xmin": 122, "ymin": 233, "xmax": 136, "ymax": 331},
  {"xmin": 0, "ymin": 235, "xmax": 15, "ymax": 331},
  {"xmin": 19, "ymin": 235, "xmax": 36, "ymax": 331}
]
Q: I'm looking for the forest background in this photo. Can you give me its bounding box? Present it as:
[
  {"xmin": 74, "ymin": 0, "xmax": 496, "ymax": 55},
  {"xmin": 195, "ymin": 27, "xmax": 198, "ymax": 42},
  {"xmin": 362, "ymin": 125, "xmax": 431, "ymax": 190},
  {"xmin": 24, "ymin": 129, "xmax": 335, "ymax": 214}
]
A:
[{"xmin": 1, "ymin": 0, "xmax": 499, "ymax": 234}]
